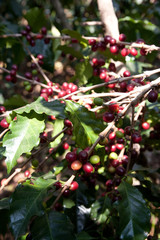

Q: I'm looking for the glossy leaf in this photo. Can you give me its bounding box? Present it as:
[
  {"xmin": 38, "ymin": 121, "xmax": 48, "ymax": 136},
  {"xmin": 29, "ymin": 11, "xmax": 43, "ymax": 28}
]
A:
[
  {"xmin": 50, "ymin": 119, "xmax": 64, "ymax": 148},
  {"xmin": 62, "ymin": 29, "xmax": 88, "ymax": 47},
  {"xmin": 24, "ymin": 7, "xmax": 48, "ymax": 32},
  {"xmin": 90, "ymin": 196, "xmax": 111, "ymax": 224},
  {"xmin": 9, "ymin": 178, "xmax": 56, "ymax": 239},
  {"xmin": 65, "ymin": 101, "xmax": 105, "ymax": 148},
  {"xmin": 118, "ymin": 181, "xmax": 151, "ymax": 240},
  {"xmin": 15, "ymin": 97, "xmax": 66, "ymax": 119},
  {"xmin": 4, "ymin": 94, "xmax": 27, "ymax": 109},
  {"xmin": 74, "ymin": 60, "xmax": 93, "ymax": 86},
  {"xmin": 57, "ymin": 45, "xmax": 84, "ymax": 59},
  {"xmin": 63, "ymin": 198, "xmax": 75, "ymax": 209},
  {"xmin": 31, "ymin": 211, "xmax": 76, "ymax": 240},
  {"xmin": 3, "ymin": 113, "xmax": 45, "ymax": 173}
]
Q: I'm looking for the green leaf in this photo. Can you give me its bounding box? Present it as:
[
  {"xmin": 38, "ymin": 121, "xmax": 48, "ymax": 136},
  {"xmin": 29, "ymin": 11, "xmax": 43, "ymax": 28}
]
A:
[
  {"xmin": 0, "ymin": 146, "xmax": 5, "ymax": 160},
  {"xmin": 63, "ymin": 198, "xmax": 75, "ymax": 209},
  {"xmin": 0, "ymin": 198, "xmax": 10, "ymax": 210},
  {"xmin": 62, "ymin": 29, "xmax": 88, "ymax": 47},
  {"xmin": 24, "ymin": 7, "xmax": 48, "ymax": 32},
  {"xmin": 50, "ymin": 119, "xmax": 64, "ymax": 148},
  {"xmin": 57, "ymin": 45, "xmax": 84, "ymax": 59},
  {"xmin": 90, "ymin": 196, "xmax": 111, "ymax": 224},
  {"xmin": 14, "ymin": 97, "xmax": 66, "ymax": 119},
  {"xmin": 76, "ymin": 231, "xmax": 94, "ymax": 240},
  {"xmin": 31, "ymin": 211, "xmax": 76, "ymax": 240},
  {"xmin": 4, "ymin": 95, "xmax": 27, "ymax": 110},
  {"xmin": 74, "ymin": 60, "xmax": 93, "ymax": 86},
  {"xmin": 118, "ymin": 181, "xmax": 151, "ymax": 240},
  {"xmin": 3, "ymin": 112, "xmax": 45, "ymax": 173},
  {"xmin": 65, "ymin": 101, "xmax": 105, "ymax": 148},
  {"xmin": 9, "ymin": 178, "xmax": 56, "ymax": 239}
]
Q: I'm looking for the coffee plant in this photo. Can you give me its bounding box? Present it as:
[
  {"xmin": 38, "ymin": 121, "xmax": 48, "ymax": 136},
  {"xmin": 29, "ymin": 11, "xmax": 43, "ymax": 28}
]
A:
[{"xmin": 0, "ymin": 1, "xmax": 160, "ymax": 240}]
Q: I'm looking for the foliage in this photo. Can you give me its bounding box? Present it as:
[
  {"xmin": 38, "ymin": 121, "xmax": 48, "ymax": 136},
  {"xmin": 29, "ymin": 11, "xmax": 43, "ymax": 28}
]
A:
[{"xmin": 0, "ymin": 1, "xmax": 160, "ymax": 240}]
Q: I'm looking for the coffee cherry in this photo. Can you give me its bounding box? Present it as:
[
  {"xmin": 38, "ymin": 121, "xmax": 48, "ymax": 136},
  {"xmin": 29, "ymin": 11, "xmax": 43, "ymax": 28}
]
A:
[
  {"xmin": 104, "ymin": 35, "xmax": 112, "ymax": 44},
  {"xmin": 109, "ymin": 63, "xmax": 116, "ymax": 72},
  {"xmin": 110, "ymin": 159, "xmax": 120, "ymax": 168},
  {"xmin": 125, "ymin": 176, "xmax": 133, "ymax": 185},
  {"xmin": 88, "ymin": 39, "xmax": 96, "ymax": 46},
  {"xmin": 54, "ymin": 181, "xmax": 62, "ymax": 190},
  {"xmin": 41, "ymin": 26, "xmax": 47, "ymax": 35},
  {"xmin": 121, "ymin": 48, "xmax": 129, "ymax": 57},
  {"xmin": 89, "ymin": 155, "xmax": 100, "ymax": 164},
  {"xmin": 24, "ymin": 170, "xmax": 30, "ymax": 178},
  {"xmin": 64, "ymin": 119, "xmax": 72, "ymax": 128},
  {"xmin": 63, "ymin": 189, "xmax": 70, "ymax": 197},
  {"xmin": 54, "ymin": 202, "xmax": 63, "ymax": 211},
  {"xmin": 26, "ymin": 25, "xmax": 31, "ymax": 32},
  {"xmin": 44, "ymin": 37, "xmax": 50, "ymax": 44},
  {"xmin": 99, "ymin": 72, "xmax": 107, "ymax": 80},
  {"xmin": 147, "ymin": 90, "xmax": 158, "ymax": 103},
  {"xmin": 109, "ymin": 132, "xmax": 116, "ymax": 140},
  {"xmin": 108, "ymin": 165, "xmax": 116, "ymax": 173},
  {"xmin": 127, "ymin": 84, "xmax": 134, "ymax": 92},
  {"xmin": 0, "ymin": 106, "xmax": 6, "ymax": 113},
  {"xmin": 31, "ymin": 159, "xmax": 39, "ymax": 168},
  {"xmin": 130, "ymin": 48, "xmax": 138, "ymax": 56},
  {"xmin": 142, "ymin": 122, "xmax": 150, "ymax": 130},
  {"xmin": 109, "ymin": 102, "xmax": 119, "ymax": 113},
  {"xmin": 132, "ymin": 132, "xmax": 142, "ymax": 143},
  {"xmin": 5, "ymin": 75, "xmax": 12, "ymax": 82},
  {"xmin": 103, "ymin": 112, "xmax": 115, "ymax": 122},
  {"xmin": 0, "ymin": 118, "xmax": 9, "ymax": 128},
  {"xmin": 91, "ymin": 43, "xmax": 98, "ymax": 52},
  {"xmin": 47, "ymin": 87, "xmax": 53, "ymax": 96},
  {"xmin": 105, "ymin": 179, "xmax": 114, "ymax": 188},
  {"xmin": 119, "ymin": 33, "xmax": 126, "ymax": 41},
  {"xmin": 83, "ymin": 163, "xmax": 94, "ymax": 174},
  {"xmin": 66, "ymin": 152, "xmax": 77, "ymax": 163},
  {"xmin": 109, "ymin": 38, "xmax": 116, "ymax": 45},
  {"xmin": 94, "ymin": 97, "xmax": 103, "ymax": 106},
  {"xmin": 78, "ymin": 150, "xmax": 88, "ymax": 163},
  {"xmin": 116, "ymin": 144, "xmax": 124, "ymax": 150},
  {"xmin": 63, "ymin": 142, "xmax": 69, "ymax": 150},
  {"xmin": 71, "ymin": 160, "xmax": 82, "ymax": 171},
  {"xmin": 25, "ymin": 72, "xmax": 32, "ymax": 79},
  {"xmin": 123, "ymin": 70, "xmax": 131, "ymax": 77},
  {"xmin": 116, "ymin": 130, "xmax": 124, "ymax": 138},
  {"xmin": 116, "ymin": 166, "xmax": 126, "ymax": 176},
  {"xmin": 140, "ymin": 48, "xmax": 147, "ymax": 56},
  {"xmin": 70, "ymin": 181, "xmax": 79, "ymax": 191},
  {"xmin": 109, "ymin": 152, "xmax": 118, "ymax": 160},
  {"xmin": 110, "ymin": 145, "xmax": 117, "ymax": 152},
  {"xmin": 110, "ymin": 45, "xmax": 119, "ymax": 55}
]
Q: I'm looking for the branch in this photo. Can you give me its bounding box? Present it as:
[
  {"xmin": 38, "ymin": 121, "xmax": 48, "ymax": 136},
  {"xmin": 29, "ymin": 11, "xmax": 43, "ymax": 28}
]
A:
[
  {"xmin": 51, "ymin": 0, "xmax": 72, "ymax": 30},
  {"xmin": 97, "ymin": 0, "xmax": 119, "ymax": 39}
]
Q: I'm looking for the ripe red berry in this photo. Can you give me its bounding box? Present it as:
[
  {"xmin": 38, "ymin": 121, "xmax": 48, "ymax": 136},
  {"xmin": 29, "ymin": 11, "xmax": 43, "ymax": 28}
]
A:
[
  {"xmin": 47, "ymin": 81, "xmax": 53, "ymax": 87},
  {"xmin": 47, "ymin": 87, "xmax": 53, "ymax": 96},
  {"xmin": 41, "ymin": 27, "xmax": 47, "ymax": 35},
  {"xmin": 0, "ymin": 118, "xmax": 9, "ymax": 128},
  {"xmin": 109, "ymin": 102, "xmax": 119, "ymax": 113},
  {"xmin": 40, "ymin": 93, "xmax": 48, "ymax": 101},
  {"xmin": 127, "ymin": 84, "xmax": 134, "ymax": 92},
  {"xmin": 63, "ymin": 142, "xmax": 69, "ymax": 150},
  {"xmin": 66, "ymin": 152, "xmax": 77, "ymax": 163},
  {"xmin": 132, "ymin": 132, "xmax": 142, "ymax": 143},
  {"xmin": 105, "ymin": 179, "xmax": 114, "ymax": 188},
  {"xmin": 109, "ymin": 63, "xmax": 116, "ymax": 72},
  {"xmin": 119, "ymin": 33, "xmax": 126, "ymax": 41},
  {"xmin": 123, "ymin": 70, "xmax": 131, "ymax": 77},
  {"xmin": 0, "ymin": 106, "xmax": 6, "ymax": 114},
  {"xmin": 91, "ymin": 43, "xmax": 99, "ymax": 52},
  {"xmin": 109, "ymin": 132, "xmax": 116, "ymax": 140},
  {"xmin": 71, "ymin": 160, "xmax": 82, "ymax": 171},
  {"xmin": 5, "ymin": 75, "xmax": 12, "ymax": 82},
  {"xmin": 25, "ymin": 72, "xmax": 32, "ymax": 79},
  {"xmin": 64, "ymin": 119, "xmax": 72, "ymax": 128},
  {"xmin": 110, "ymin": 159, "xmax": 120, "ymax": 168},
  {"xmin": 140, "ymin": 48, "xmax": 147, "ymax": 56},
  {"xmin": 63, "ymin": 189, "xmax": 70, "ymax": 197},
  {"xmin": 83, "ymin": 162, "xmax": 94, "ymax": 174},
  {"xmin": 109, "ymin": 38, "xmax": 116, "ymax": 45},
  {"xmin": 70, "ymin": 181, "xmax": 79, "ymax": 191},
  {"xmin": 142, "ymin": 122, "xmax": 150, "ymax": 130},
  {"xmin": 116, "ymin": 166, "xmax": 126, "ymax": 176},
  {"xmin": 24, "ymin": 170, "xmax": 30, "ymax": 178},
  {"xmin": 104, "ymin": 35, "xmax": 112, "ymax": 44},
  {"xmin": 88, "ymin": 39, "xmax": 97, "ymax": 46},
  {"xmin": 78, "ymin": 150, "xmax": 88, "ymax": 163},
  {"xmin": 147, "ymin": 90, "xmax": 158, "ymax": 103},
  {"xmin": 130, "ymin": 48, "xmax": 138, "ymax": 56},
  {"xmin": 103, "ymin": 112, "xmax": 115, "ymax": 122},
  {"xmin": 110, "ymin": 45, "xmax": 119, "ymax": 55},
  {"xmin": 54, "ymin": 181, "xmax": 62, "ymax": 190},
  {"xmin": 121, "ymin": 48, "xmax": 129, "ymax": 57}
]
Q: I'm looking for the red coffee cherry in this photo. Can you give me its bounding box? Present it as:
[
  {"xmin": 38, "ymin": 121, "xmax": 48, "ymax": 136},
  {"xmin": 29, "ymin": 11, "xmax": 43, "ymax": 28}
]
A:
[
  {"xmin": 147, "ymin": 90, "xmax": 158, "ymax": 103},
  {"xmin": 24, "ymin": 170, "xmax": 31, "ymax": 178},
  {"xmin": 83, "ymin": 163, "xmax": 94, "ymax": 174},
  {"xmin": 119, "ymin": 33, "xmax": 126, "ymax": 41},
  {"xmin": 70, "ymin": 181, "xmax": 79, "ymax": 191},
  {"xmin": 71, "ymin": 160, "xmax": 82, "ymax": 171}
]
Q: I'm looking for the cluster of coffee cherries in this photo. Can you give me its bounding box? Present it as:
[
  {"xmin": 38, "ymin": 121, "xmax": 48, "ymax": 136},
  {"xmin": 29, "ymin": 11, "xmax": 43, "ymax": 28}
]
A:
[
  {"xmin": 5, "ymin": 64, "xmax": 18, "ymax": 83},
  {"xmin": 21, "ymin": 25, "xmax": 50, "ymax": 47},
  {"xmin": 88, "ymin": 33, "xmax": 147, "ymax": 56},
  {"xmin": 0, "ymin": 106, "xmax": 12, "ymax": 129}
]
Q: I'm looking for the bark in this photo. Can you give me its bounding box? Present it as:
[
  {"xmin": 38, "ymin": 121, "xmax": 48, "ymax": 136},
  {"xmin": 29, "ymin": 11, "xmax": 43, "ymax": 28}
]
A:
[
  {"xmin": 51, "ymin": 0, "xmax": 72, "ymax": 30},
  {"xmin": 97, "ymin": 0, "xmax": 119, "ymax": 39}
]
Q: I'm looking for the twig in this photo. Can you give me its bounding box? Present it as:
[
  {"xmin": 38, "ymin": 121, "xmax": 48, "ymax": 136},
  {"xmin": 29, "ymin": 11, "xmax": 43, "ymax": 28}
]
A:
[
  {"xmin": 52, "ymin": 174, "xmax": 75, "ymax": 208},
  {"xmin": 0, "ymin": 128, "xmax": 9, "ymax": 139}
]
